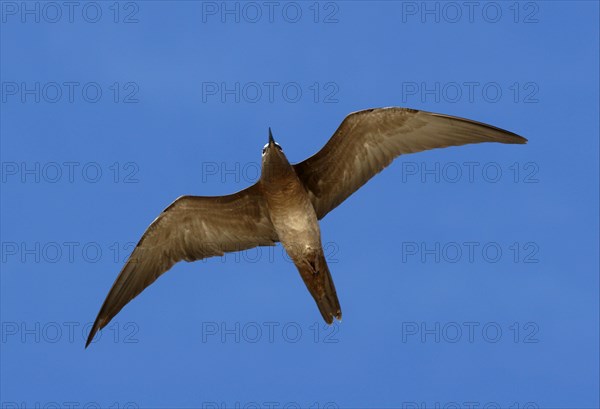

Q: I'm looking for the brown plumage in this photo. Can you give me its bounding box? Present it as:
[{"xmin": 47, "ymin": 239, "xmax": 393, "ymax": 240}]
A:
[
  {"xmin": 294, "ymin": 108, "xmax": 526, "ymax": 219},
  {"xmin": 86, "ymin": 107, "xmax": 526, "ymax": 347}
]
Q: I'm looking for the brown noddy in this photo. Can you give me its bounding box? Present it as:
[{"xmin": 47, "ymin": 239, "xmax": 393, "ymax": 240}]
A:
[{"xmin": 85, "ymin": 107, "xmax": 527, "ymax": 347}]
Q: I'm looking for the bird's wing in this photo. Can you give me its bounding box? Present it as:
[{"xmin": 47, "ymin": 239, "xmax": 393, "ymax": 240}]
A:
[
  {"xmin": 294, "ymin": 107, "xmax": 527, "ymax": 219},
  {"xmin": 86, "ymin": 183, "xmax": 277, "ymax": 347}
]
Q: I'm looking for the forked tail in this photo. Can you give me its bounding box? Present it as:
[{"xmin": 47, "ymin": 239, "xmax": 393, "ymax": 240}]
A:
[{"xmin": 297, "ymin": 251, "xmax": 342, "ymax": 324}]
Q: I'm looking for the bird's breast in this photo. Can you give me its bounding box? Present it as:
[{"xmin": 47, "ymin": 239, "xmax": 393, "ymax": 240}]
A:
[{"xmin": 263, "ymin": 177, "xmax": 321, "ymax": 251}]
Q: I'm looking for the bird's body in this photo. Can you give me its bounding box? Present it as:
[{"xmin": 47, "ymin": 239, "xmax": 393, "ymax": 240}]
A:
[
  {"xmin": 86, "ymin": 107, "xmax": 526, "ymax": 347},
  {"xmin": 261, "ymin": 148, "xmax": 320, "ymax": 251},
  {"xmin": 259, "ymin": 131, "xmax": 341, "ymax": 322}
]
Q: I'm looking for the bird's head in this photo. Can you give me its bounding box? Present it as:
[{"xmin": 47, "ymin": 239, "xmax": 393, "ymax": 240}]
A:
[
  {"xmin": 262, "ymin": 127, "xmax": 284, "ymax": 156},
  {"xmin": 261, "ymin": 128, "xmax": 291, "ymax": 181}
]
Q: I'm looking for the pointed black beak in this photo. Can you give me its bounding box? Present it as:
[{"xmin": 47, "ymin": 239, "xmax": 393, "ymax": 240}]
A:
[{"xmin": 268, "ymin": 127, "xmax": 275, "ymax": 145}]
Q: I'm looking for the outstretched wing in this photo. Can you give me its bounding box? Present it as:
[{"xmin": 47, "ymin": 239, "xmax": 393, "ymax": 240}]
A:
[
  {"xmin": 294, "ymin": 107, "xmax": 527, "ymax": 219},
  {"xmin": 86, "ymin": 183, "xmax": 277, "ymax": 347}
]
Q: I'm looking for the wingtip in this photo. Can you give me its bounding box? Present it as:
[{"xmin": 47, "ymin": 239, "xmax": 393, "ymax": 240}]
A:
[
  {"xmin": 85, "ymin": 330, "xmax": 95, "ymax": 348},
  {"xmin": 491, "ymin": 126, "xmax": 528, "ymax": 145},
  {"xmin": 85, "ymin": 318, "xmax": 103, "ymax": 348},
  {"xmin": 494, "ymin": 128, "xmax": 527, "ymax": 145},
  {"xmin": 507, "ymin": 130, "xmax": 527, "ymax": 144}
]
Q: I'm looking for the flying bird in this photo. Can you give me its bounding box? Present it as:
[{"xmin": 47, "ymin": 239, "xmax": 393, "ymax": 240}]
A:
[{"xmin": 86, "ymin": 107, "xmax": 526, "ymax": 347}]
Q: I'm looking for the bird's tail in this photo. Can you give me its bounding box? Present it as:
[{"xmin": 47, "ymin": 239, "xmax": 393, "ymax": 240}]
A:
[{"xmin": 297, "ymin": 252, "xmax": 342, "ymax": 324}]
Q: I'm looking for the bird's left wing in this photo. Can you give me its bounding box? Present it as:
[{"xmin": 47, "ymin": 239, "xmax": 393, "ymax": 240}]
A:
[
  {"xmin": 86, "ymin": 183, "xmax": 277, "ymax": 347},
  {"xmin": 294, "ymin": 107, "xmax": 527, "ymax": 219}
]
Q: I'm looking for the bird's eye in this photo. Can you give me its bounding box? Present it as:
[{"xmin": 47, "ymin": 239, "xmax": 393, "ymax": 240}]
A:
[
  {"xmin": 275, "ymin": 143, "xmax": 283, "ymax": 151},
  {"xmin": 262, "ymin": 147, "xmax": 267, "ymax": 155}
]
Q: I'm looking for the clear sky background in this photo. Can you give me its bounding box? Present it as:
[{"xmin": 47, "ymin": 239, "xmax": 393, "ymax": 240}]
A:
[{"xmin": 1, "ymin": 1, "xmax": 598, "ymax": 408}]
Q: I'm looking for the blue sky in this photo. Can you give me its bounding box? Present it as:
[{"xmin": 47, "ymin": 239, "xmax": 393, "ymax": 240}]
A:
[{"xmin": 1, "ymin": 1, "xmax": 598, "ymax": 408}]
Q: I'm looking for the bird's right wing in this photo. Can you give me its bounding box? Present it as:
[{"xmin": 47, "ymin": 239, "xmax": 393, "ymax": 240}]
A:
[
  {"xmin": 294, "ymin": 107, "xmax": 527, "ymax": 219},
  {"xmin": 86, "ymin": 183, "xmax": 278, "ymax": 347}
]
